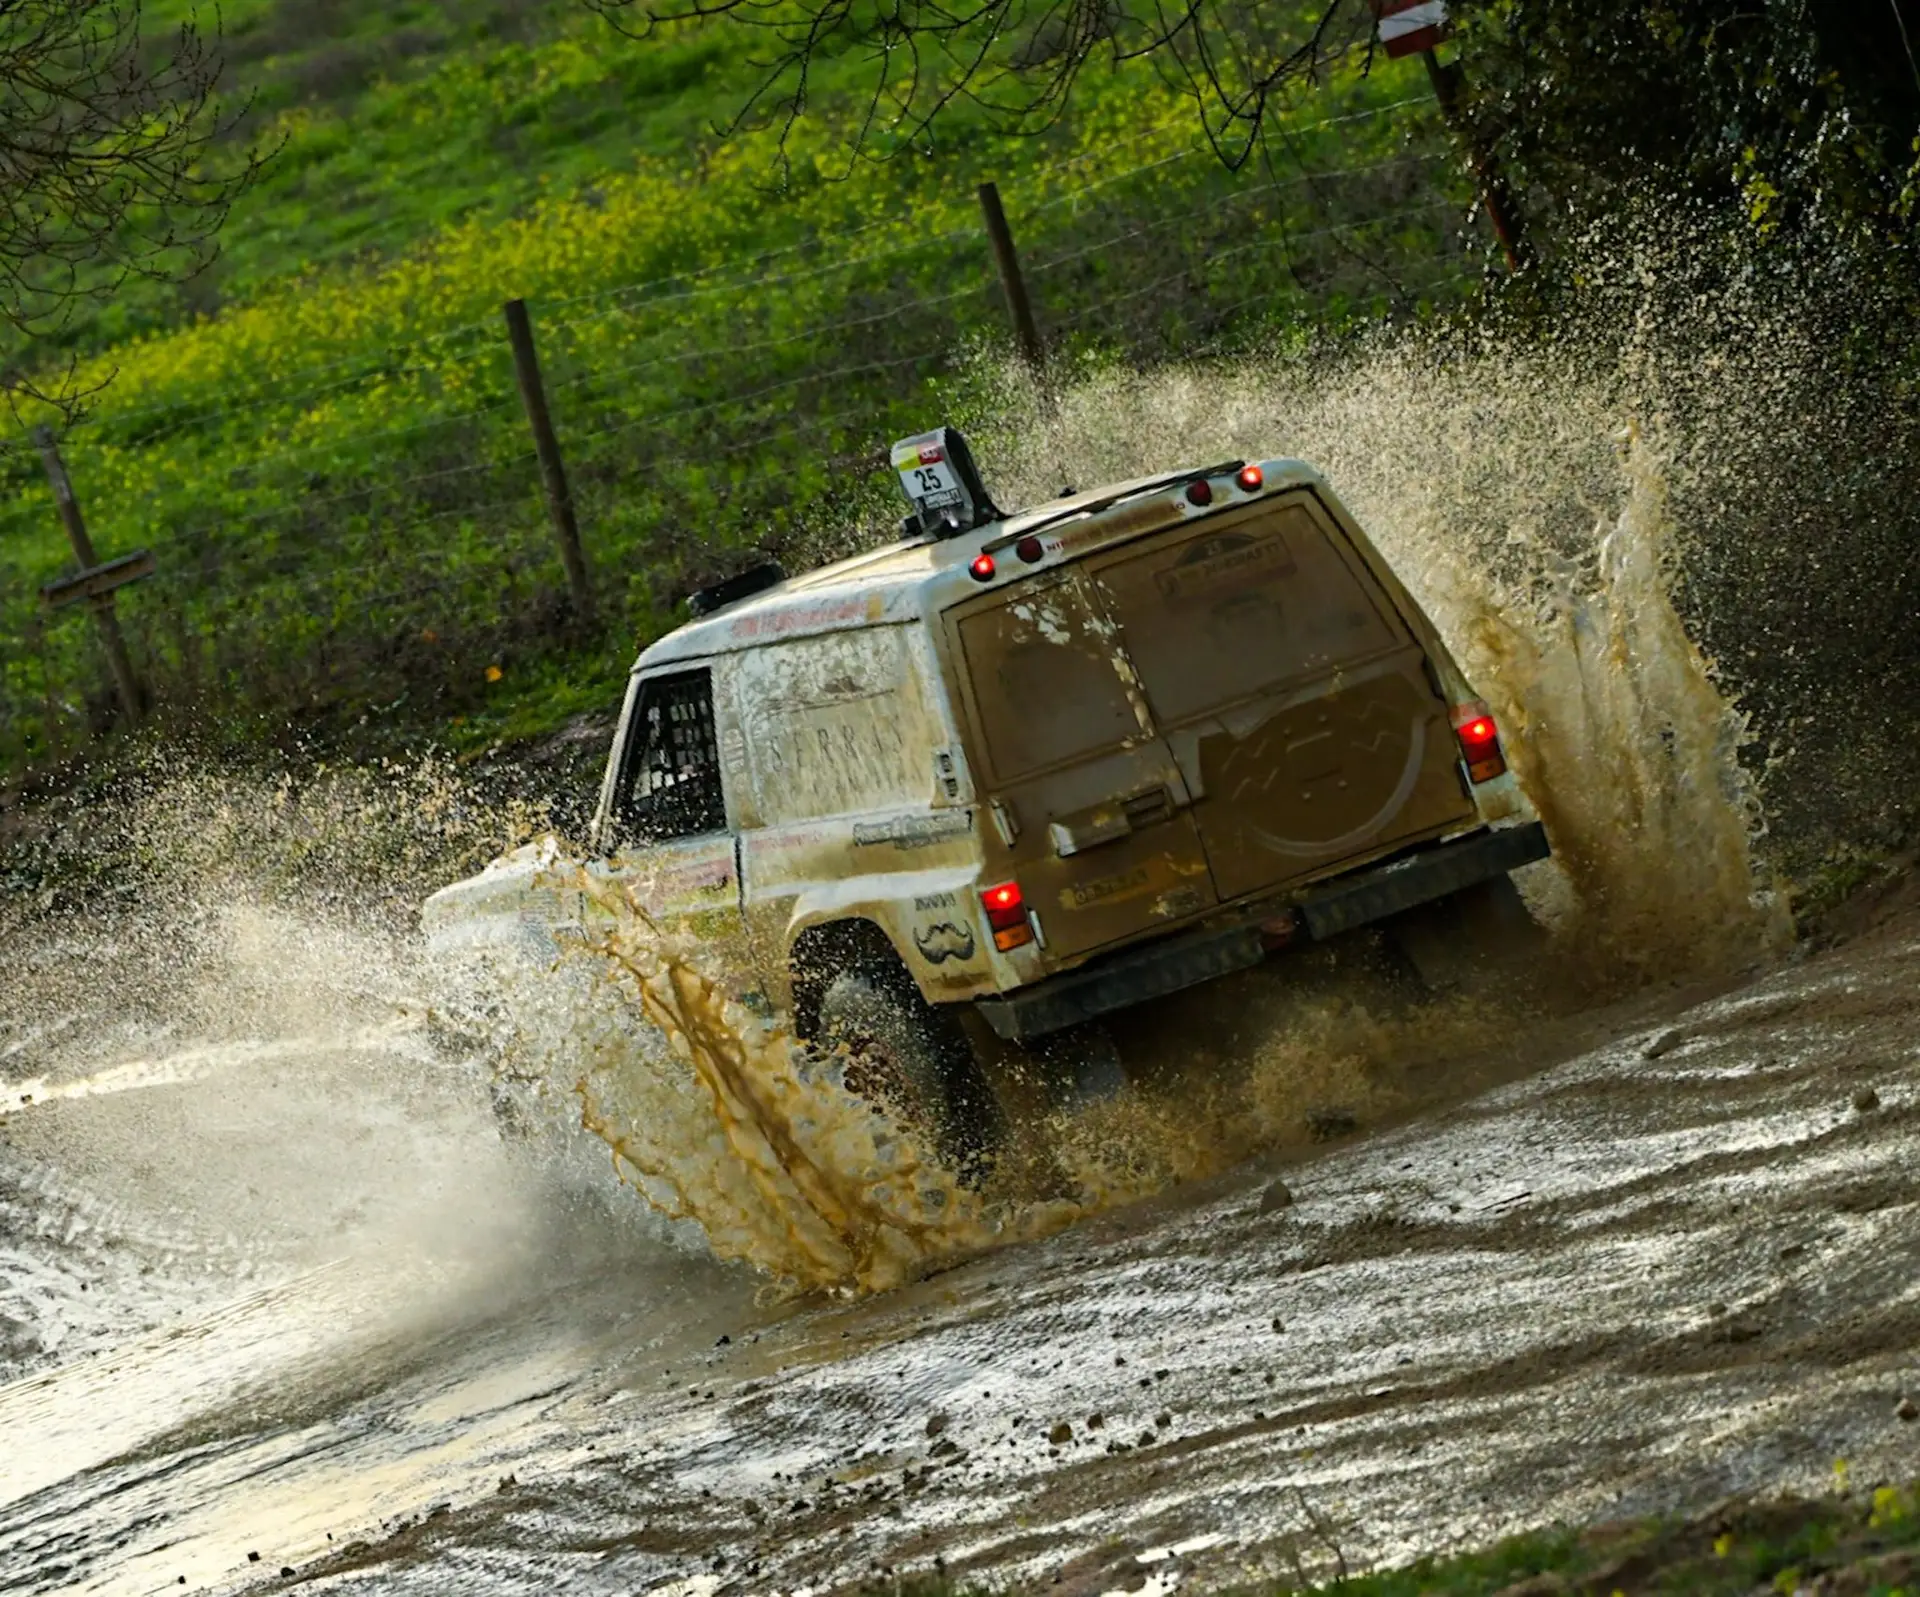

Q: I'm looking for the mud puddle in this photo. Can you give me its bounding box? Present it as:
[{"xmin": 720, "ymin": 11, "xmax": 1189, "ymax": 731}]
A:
[{"xmin": 3, "ymin": 902, "xmax": 1913, "ymax": 1596}]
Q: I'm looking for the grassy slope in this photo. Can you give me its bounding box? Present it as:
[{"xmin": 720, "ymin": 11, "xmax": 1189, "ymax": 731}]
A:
[
  {"xmin": 0, "ymin": 1, "xmax": 1479, "ymax": 771},
  {"xmin": 1300, "ymin": 1479, "xmax": 1920, "ymax": 1595},
  {"xmin": 861, "ymin": 1481, "xmax": 1920, "ymax": 1596}
]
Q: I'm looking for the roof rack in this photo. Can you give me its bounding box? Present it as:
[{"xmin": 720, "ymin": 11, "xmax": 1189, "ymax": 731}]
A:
[{"xmin": 984, "ymin": 461, "xmax": 1245, "ymax": 551}]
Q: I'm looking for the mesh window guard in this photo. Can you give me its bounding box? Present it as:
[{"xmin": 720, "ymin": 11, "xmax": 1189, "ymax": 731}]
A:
[{"xmin": 615, "ymin": 668, "xmax": 727, "ymax": 841}]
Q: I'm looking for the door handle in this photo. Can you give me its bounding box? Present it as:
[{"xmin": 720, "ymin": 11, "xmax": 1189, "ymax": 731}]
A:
[{"xmin": 1048, "ymin": 785, "xmax": 1176, "ymax": 857}]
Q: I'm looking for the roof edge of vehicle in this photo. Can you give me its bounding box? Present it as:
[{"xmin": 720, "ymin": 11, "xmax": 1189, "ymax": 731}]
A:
[{"xmin": 635, "ymin": 456, "xmax": 1335, "ymax": 672}]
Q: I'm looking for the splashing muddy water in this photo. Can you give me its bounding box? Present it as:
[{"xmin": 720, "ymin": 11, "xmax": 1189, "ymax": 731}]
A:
[
  {"xmin": 524, "ymin": 353, "xmax": 1793, "ymax": 1295},
  {"xmin": 567, "ymin": 883, "xmax": 1060, "ymax": 1294}
]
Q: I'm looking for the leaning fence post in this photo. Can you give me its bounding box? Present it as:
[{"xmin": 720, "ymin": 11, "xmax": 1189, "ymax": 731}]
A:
[
  {"xmin": 31, "ymin": 425, "xmax": 147, "ymax": 727},
  {"xmin": 1418, "ymin": 49, "xmax": 1530, "ymax": 273},
  {"xmin": 977, "ymin": 182, "xmax": 1046, "ymax": 372},
  {"xmin": 503, "ymin": 297, "xmax": 594, "ymax": 622}
]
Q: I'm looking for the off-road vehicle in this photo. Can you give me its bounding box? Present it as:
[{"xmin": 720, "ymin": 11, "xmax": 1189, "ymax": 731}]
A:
[{"xmin": 425, "ymin": 427, "xmax": 1549, "ymax": 1158}]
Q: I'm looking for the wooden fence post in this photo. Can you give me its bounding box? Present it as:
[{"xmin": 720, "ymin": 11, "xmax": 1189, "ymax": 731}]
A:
[
  {"xmin": 978, "ymin": 182, "xmax": 1046, "ymax": 371},
  {"xmin": 31, "ymin": 425, "xmax": 147, "ymax": 727},
  {"xmin": 1421, "ymin": 50, "xmax": 1530, "ymax": 274},
  {"xmin": 503, "ymin": 297, "xmax": 595, "ymax": 622}
]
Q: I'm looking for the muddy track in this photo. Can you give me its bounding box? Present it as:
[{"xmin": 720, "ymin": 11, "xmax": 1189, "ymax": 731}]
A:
[{"xmin": 1, "ymin": 897, "xmax": 1915, "ymax": 1596}]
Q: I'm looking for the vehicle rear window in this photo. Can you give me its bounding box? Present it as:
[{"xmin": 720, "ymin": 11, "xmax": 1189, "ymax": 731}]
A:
[
  {"xmin": 955, "ymin": 572, "xmax": 1141, "ymax": 782},
  {"xmin": 1087, "ymin": 500, "xmax": 1403, "ymax": 726}
]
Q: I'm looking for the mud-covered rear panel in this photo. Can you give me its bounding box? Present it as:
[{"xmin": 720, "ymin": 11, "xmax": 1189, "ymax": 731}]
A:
[
  {"xmin": 1081, "ymin": 491, "xmax": 1476, "ymax": 901},
  {"xmin": 943, "ymin": 488, "xmax": 1477, "ymax": 965},
  {"xmin": 946, "ymin": 571, "xmax": 1219, "ymax": 962}
]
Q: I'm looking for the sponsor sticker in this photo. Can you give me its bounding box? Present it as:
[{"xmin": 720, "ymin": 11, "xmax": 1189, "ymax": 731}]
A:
[
  {"xmin": 912, "ymin": 920, "xmax": 978, "ymax": 964},
  {"xmin": 1061, "ymin": 864, "xmax": 1152, "ymax": 910},
  {"xmin": 1155, "ymin": 533, "xmax": 1296, "ymax": 602},
  {"xmin": 851, "ymin": 810, "xmax": 974, "ymax": 850},
  {"xmin": 893, "ymin": 440, "xmax": 963, "ymax": 511}
]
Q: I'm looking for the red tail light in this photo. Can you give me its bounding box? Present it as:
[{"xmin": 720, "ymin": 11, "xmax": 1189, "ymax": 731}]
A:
[
  {"xmin": 1451, "ymin": 701, "xmax": 1507, "ymax": 783},
  {"xmin": 969, "ymin": 553, "xmax": 996, "ymax": 582},
  {"xmin": 1237, "ymin": 464, "xmax": 1265, "ymax": 492},
  {"xmin": 979, "ymin": 880, "xmax": 1033, "ymax": 951}
]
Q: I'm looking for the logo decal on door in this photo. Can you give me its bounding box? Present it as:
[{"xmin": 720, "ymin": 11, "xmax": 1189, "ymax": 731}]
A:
[{"xmin": 913, "ymin": 921, "xmax": 978, "ymax": 963}]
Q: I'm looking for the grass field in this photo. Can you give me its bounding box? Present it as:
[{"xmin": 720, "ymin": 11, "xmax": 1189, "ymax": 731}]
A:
[
  {"xmin": 0, "ymin": 0, "xmax": 1488, "ymax": 773},
  {"xmin": 870, "ymin": 1479, "xmax": 1920, "ymax": 1596}
]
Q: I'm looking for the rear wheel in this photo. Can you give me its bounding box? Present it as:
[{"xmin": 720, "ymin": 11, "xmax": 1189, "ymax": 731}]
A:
[{"xmin": 816, "ymin": 963, "xmax": 1005, "ymax": 1175}]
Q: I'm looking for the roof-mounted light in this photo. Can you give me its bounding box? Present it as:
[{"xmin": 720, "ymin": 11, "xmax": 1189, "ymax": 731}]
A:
[
  {"xmin": 969, "ymin": 552, "xmax": 997, "ymax": 582},
  {"xmin": 1237, "ymin": 464, "xmax": 1265, "ymax": 492}
]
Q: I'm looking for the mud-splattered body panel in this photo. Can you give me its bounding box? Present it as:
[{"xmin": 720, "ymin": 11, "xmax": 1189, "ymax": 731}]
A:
[
  {"xmin": 940, "ymin": 491, "xmax": 1477, "ymax": 965},
  {"xmin": 430, "ymin": 461, "xmax": 1534, "ymax": 1025},
  {"xmin": 1080, "ymin": 497, "xmax": 1474, "ymax": 904}
]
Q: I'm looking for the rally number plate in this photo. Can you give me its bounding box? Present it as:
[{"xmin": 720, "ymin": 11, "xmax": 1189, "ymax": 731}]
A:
[{"xmin": 900, "ymin": 457, "xmax": 964, "ymax": 511}]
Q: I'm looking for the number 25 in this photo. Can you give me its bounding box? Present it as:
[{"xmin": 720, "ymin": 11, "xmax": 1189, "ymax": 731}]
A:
[{"xmin": 914, "ymin": 467, "xmax": 942, "ymax": 493}]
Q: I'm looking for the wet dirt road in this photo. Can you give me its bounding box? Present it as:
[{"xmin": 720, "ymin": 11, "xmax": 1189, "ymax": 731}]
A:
[{"xmin": 3, "ymin": 899, "xmax": 1915, "ymax": 1597}]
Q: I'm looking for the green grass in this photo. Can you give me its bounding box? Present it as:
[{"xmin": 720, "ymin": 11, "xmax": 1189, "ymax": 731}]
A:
[
  {"xmin": 1279, "ymin": 1481, "xmax": 1920, "ymax": 1595},
  {"xmin": 0, "ymin": 0, "xmax": 1487, "ymax": 776},
  {"xmin": 849, "ymin": 1481, "xmax": 1920, "ymax": 1596}
]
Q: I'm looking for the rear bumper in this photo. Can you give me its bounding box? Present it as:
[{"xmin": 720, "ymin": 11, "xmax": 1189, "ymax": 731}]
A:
[{"xmin": 974, "ymin": 821, "xmax": 1550, "ymax": 1042}]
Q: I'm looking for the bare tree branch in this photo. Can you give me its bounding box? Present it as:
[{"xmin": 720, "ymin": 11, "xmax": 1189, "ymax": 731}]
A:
[
  {"xmin": 0, "ymin": 0, "xmax": 275, "ymax": 425},
  {"xmin": 585, "ymin": 0, "xmax": 1363, "ymax": 176}
]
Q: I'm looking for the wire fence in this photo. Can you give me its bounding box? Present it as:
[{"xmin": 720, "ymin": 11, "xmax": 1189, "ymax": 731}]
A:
[{"xmin": 0, "ymin": 92, "xmax": 1489, "ymax": 770}]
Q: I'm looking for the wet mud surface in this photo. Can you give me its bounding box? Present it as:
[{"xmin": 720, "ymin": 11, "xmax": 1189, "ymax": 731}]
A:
[{"xmin": 3, "ymin": 899, "xmax": 1916, "ymax": 1597}]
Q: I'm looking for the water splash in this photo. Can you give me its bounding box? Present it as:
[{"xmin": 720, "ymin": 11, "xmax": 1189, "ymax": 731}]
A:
[
  {"xmin": 566, "ymin": 874, "xmax": 1086, "ymax": 1294},
  {"xmin": 1459, "ymin": 423, "xmax": 1788, "ymax": 978},
  {"xmin": 546, "ymin": 880, "xmax": 1533, "ymax": 1294},
  {"xmin": 545, "ymin": 321, "xmax": 1803, "ymax": 1289},
  {"xmin": 0, "ymin": 764, "xmax": 614, "ymax": 1383}
]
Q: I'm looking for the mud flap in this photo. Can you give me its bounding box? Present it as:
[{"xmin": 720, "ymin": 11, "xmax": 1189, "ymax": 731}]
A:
[
  {"xmin": 1034, "ymin": 1023, "xmax": 1128, "ymax": 1109},
  {"xmin": 1387, "ymin": 875, "xmax": 1542, "ymax": 993}
]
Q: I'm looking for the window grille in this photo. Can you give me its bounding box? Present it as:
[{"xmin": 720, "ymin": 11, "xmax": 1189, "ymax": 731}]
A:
[{"xmin": 615, "ymin": 669, "xmax": 726, "ymax": 841}]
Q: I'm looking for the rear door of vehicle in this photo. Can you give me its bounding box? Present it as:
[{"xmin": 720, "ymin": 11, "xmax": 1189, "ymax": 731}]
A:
[
  {"xmin": 1081, "ymin": 490, "xmax": 1476, "ymax": 903},
  {"xmin": 944, "ymin": 569, "xmax": 1219, "ymax": 962}
]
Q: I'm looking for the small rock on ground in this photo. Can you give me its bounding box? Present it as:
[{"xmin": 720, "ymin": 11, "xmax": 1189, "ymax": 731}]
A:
[
  {"xmin": 1259, "ymin": 1180, "xmax": 1294, "ymax": 1212},
  {"xmin": 1852, "ymin": 1086, "xmax": 1881, "ymax": 1113},
  {"xmin": 1642, "ymin": 1028, "xmax": 1685, "ymax": 1059}
]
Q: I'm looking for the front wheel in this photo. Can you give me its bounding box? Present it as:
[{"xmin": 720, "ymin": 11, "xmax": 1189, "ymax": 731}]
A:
[{"xmin": 816, "ymin": 963, "xmax": 1004, "ymax": 1175}]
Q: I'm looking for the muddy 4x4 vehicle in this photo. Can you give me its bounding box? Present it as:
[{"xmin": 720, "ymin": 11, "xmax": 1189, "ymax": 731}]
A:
[{"xmin": 425, "ymin": 427, "xmax": 1548, "ymax": 1159}]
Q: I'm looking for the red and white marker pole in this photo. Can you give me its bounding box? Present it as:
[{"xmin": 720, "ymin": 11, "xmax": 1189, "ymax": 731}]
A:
[
  {"xmin": 1371, "ymin": 0, "xmax": 1530, "ymax": 273},
  {"xmin": 1375, "ymin": 0, "xmax": 1450, "ymax": 58}
]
